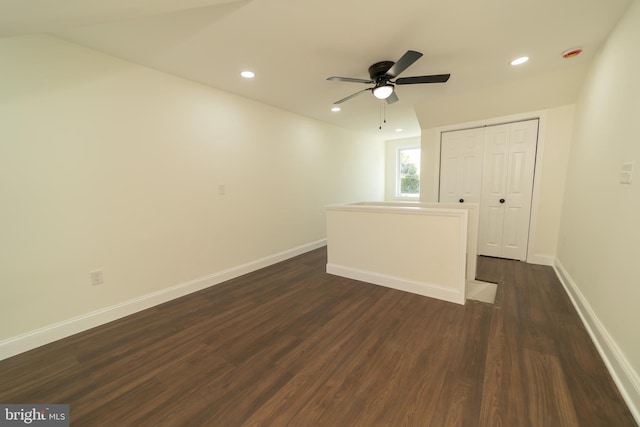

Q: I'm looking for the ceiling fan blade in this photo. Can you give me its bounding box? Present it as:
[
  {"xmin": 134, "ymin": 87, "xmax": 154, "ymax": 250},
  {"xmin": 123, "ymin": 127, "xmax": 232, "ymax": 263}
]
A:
[
  {"xmin": 327, "ymin": 76, "xmax": 375, "ymax": 84},
  {"xmin": 384, "ymin": 50, "xmax": 423, "ymax": 79},
  {"xmin": 386, "ymin": 91, "xmax": 399, "ymax": 104},
  {"xmin": 395, "ymin": 74, "xmax": 451, "ymax": 85},
  {"xmin": 333, "ymin": 88, "xmax": 371, "ymax": 104}
]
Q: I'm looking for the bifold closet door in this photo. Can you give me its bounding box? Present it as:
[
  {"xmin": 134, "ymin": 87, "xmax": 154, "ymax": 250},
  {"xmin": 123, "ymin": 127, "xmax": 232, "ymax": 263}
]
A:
[
  {"xmin": 439, "ymin": 127, "xmax": 485, "ymax": 204},
  {"xmin": 478, "ymin": 119, "xmax": 538, "ymax": 260}
]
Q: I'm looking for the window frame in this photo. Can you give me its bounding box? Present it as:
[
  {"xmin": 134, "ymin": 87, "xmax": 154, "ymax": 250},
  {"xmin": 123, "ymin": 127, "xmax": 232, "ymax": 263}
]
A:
[
  {"xmin": 395, "ymin": 145, "xmax": 421, "ymax": 199},
  {"xmin": 385, "ymin": 137, "xmax": 422, "ymax": 201}
]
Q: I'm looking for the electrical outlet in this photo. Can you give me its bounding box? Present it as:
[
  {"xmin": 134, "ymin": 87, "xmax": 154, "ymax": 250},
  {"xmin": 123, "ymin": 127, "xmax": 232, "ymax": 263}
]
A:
[{"xmin": 90, "ymin": 270, "xmax": 104, "ymax": 286}]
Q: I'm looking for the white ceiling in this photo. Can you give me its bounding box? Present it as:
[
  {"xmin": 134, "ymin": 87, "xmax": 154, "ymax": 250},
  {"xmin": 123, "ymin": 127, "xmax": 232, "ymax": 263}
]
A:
[{"xmin": 1, "ymin": 0, "xmax": 633, "ymax": 139}]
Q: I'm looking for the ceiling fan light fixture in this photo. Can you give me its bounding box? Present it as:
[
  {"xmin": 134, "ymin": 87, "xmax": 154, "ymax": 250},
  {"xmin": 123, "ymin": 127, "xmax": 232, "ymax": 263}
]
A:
[{"xmin": 373, "ymin": 84, "xmax": 394, "ymax": 100}]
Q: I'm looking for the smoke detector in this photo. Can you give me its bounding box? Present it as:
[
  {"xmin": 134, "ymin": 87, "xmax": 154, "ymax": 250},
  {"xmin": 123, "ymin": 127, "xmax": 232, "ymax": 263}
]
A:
[{"xmin": 562, "ymin": 48, "xmax": 583, "ymax": 59}]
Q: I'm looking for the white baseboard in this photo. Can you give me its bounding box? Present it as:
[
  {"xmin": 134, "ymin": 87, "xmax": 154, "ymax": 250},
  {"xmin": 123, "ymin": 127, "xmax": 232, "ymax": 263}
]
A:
[
  {"xmin": 0, "ymin": 239, "xmax": 327, "ymax": 361},
  {"xmin": 527, "ymin": 254, "xmax": 555, "ymax": 266},
  {"xmin": 554, "ymin": 260, "xmax": 640, "ymax": 425},
  {"xmin": 326, "ymin": 263, "xmax": 465, "ymax": 305}
]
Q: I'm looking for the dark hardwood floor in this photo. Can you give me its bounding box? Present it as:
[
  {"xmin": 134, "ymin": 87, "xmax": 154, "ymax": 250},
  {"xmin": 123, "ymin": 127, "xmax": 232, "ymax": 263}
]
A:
[{"xmin": 0, "ymin": 248, "xmax": 636, "ymax": 426}]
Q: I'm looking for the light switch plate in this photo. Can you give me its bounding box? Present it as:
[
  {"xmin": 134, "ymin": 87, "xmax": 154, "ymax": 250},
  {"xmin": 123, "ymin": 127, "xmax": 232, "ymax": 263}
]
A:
[{"xmin": 620, "ymin": 162, "xmax": 634, "ymax": 184}]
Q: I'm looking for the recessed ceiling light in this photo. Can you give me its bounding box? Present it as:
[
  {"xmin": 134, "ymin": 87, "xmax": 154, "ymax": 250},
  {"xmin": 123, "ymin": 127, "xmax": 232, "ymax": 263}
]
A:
[
  {"xmin": 510, "ymin": 56, "xmax": 529, "ymax": 66},
  {"xmin": 395, "ymin": 128, "xmax": 403, "ymax": 132},
  {"xmin": 331, "ymin": 107, "xmax": 341, "ymax": 112},
  {"xmin": 240, "ymin": 70, "xmax": 255, "ymax": 78}
]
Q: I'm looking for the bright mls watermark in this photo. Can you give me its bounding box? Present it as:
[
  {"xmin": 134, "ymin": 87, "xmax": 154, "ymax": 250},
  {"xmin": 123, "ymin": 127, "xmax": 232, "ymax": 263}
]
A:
[{"xmin": 0, "ymin": 404, "xmax": 69, "ymax": 426}]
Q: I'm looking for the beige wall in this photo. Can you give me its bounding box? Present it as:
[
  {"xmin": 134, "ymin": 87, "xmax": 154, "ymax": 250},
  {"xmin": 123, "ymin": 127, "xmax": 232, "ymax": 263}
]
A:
[
  {"xmin": 530, "ymin": 105, "xmax": 575, "ymax": 260},
  {"xmin": 418, "ymin": 105, "xmax": 575, "ymax": 263},
  {"xmin": 0, "ymin": 35, "xmax": 384, "ymax": 340},
  {"xmin": 557, "ymin": 0, "xmax": 640, "ymax": 395},
  {"xmin": 326, "ymin": 204, "xmax": 469, "ymax": 304}
]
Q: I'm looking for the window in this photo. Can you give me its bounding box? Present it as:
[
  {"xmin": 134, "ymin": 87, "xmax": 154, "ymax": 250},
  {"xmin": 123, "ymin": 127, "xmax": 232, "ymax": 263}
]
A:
[
  {"xmin": 385, "ymin": 137, "xmax": 421, "ymax": 201},
  {"xmin": 397, "ymin": 147, "xmax": 420, "ymax": 197}
]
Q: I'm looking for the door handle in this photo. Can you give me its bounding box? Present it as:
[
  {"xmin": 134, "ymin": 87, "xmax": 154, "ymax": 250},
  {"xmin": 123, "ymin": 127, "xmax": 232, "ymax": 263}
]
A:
[
  {"xmin": 459, "ymin": 198, "xmax": 464, "ymax": 203},
  {"xmin": 499, "ymin": 198, "xmax": 505, "ymax": 204}
]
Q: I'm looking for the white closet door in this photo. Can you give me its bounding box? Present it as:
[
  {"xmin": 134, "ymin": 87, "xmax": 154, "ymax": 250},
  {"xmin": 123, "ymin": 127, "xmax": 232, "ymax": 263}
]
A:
[
  {"xmin": 478, "ymin": 119, "xmax": 538, "ymax": 260},
  {"xmin": 478, "ymin": 124, "xmax": 509, "ymax": 257},
  {"xmin": 439, "ymin": 128, "xmax": 485, "ymax": 204}
]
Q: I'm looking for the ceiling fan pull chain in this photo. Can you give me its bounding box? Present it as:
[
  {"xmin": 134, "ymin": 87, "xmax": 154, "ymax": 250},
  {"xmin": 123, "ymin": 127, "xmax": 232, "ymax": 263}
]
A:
[{"xmin": 378, "ymin": 102, "xmax": 387, "ymax": 130}]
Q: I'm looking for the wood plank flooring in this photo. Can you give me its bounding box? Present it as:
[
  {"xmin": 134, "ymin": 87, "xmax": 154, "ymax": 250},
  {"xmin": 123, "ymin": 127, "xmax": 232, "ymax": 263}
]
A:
[{"xmin": 0, "ymin": 248, "xmax": 637, "ymax": 426}]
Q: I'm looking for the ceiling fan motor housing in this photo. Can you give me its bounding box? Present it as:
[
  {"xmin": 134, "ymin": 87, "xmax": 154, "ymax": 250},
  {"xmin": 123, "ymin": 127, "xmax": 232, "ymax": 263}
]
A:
[{"xmin": 368, "ymin": 61, "xmax": 394, "ymax": 82}]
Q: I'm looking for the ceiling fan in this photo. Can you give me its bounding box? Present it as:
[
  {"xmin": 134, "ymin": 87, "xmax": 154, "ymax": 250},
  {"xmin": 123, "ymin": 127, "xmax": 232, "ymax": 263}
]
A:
[{"xmin": 327, "ymin": 50, "xmax": 450, "ymax": 105}]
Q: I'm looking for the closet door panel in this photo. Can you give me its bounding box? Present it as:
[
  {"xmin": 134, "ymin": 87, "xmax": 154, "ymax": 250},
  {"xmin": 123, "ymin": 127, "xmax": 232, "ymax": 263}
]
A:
[{"xmin": 439, "ymin": 128, "xmax": 484, "ymax": 204}]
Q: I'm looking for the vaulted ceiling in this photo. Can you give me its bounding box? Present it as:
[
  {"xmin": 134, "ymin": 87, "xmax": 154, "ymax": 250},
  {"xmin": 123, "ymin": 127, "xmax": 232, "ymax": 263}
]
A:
[{"xmin": 1, "ymin": 0, "xmax": 633, "ymax": 138}]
